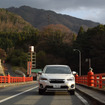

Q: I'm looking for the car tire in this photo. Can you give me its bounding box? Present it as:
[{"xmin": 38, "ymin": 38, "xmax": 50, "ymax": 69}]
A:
[
  {"xmin": 69, "ymin": 90, "xmax": 75, "ymax": 95},
  {"xmin": 39, "ymin": 88, "xmax": 45, "ymax": 95}
]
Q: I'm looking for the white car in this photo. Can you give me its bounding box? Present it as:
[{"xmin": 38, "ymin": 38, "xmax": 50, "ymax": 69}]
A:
[{"xmin": 38, "ymin": 65, "xmax": 76, "ymax": 95}]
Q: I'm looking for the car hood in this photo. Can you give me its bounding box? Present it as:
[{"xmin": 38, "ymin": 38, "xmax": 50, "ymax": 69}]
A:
[{"xmin": 41, "ymin": 74, "xmax": 74, "ymax": 79}]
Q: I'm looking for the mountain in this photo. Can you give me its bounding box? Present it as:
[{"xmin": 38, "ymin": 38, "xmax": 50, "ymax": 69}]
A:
[
  {"xmin": 0, "ymin": 8, "xmax": 36, "ymax": 32},
  {"xmin": 7, "ymin": 6, "xmax": 99, "ymax": 33}
]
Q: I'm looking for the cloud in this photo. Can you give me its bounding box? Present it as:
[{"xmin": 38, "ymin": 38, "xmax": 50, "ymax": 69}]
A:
[
  {"xmin": 0, "ymin": 0, "xmax": 105, "ymax": 10},
  {"xmin": 0, "ymin": 0, "xmax": 105, "ymax": 23}
]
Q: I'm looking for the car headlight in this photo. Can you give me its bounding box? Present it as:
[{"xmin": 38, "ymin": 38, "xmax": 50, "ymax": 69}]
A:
[
  {"xmin": 67, "ymin": 77, "xmax": 74, "ymax": 81},
  {"xmin": 40, "ymin": 77, "xmax": 48, "ymax": 80}
]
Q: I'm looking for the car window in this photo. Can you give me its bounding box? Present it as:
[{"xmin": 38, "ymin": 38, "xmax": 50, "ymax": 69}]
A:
[{"xmin": 45, "ymin": 66, "xmax": 71, "ymax": 74}]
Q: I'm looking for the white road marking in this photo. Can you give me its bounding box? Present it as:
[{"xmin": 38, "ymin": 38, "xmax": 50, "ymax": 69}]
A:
[
  {"xmin": 0, "ymin": 86, "xmax": 38, "ymax": 103},
  {"xmin": 75, "ymin": 92, "xmax": 90, "ymax": 105},
  {"xmin": 0, "ymin": 86, "xmax": 90, "ymax": 105}
]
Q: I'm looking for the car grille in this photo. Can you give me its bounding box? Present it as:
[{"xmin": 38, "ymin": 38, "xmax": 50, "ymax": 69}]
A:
[
  {"xmin": 49, "ymin": 79, "xmax": 64, "ymax": 83},
  {"xmin": 45, "ymin": 85, "xmax": 68, "ymax": 89}
]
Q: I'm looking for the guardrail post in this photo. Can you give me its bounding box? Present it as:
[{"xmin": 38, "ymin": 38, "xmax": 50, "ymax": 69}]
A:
[
  {"xmin": 4, "ymin": 76, "xmax": 6, "ymax": 83},
  {"xmin": 94, "ymin": 75, "xmax": 97, "ymax": 87},
  {"xmin": 8, "ymin": 74, "xmax": 10, "ymax": 83},
  {"xmin": 31, "ymin": 76, "xmax": 33, "ymax": 81},
  {"xmin": 23, "ymin": 76, "xmax": 25, "ymax": 82},
  {"xmin": 99, "ymin": 75, "xmax": 102, "ymax": 88},
  {"xmin": 87, "ymin": 68, "xmax": 94, "ymax": 87},
  {"xmin": 75, "ymin": 74, "xmax": 78, "ymax": 83}
]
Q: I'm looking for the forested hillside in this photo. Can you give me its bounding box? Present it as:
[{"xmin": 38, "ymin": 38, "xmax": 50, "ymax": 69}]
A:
[
  {"xmin": 0, "ymin": 21, "xmax": 75, "ymax": 73},
  {"xmin": 0, "ymin": 8, "xmax": 105, "ymax": 74},
  {"xmin": 0, "ymin": 8, "xmax": 36, "ymax": 32},
  {"xmin": 74, "ymin": 25, "xmax": 105, "ymax": 74},
  {"xmin": 7, "ymin": 6, "xmax": 99, "ymax": 33},
  {"xmin": 1, "ymin": 24, "xmax": 105, "ymax": 74}
]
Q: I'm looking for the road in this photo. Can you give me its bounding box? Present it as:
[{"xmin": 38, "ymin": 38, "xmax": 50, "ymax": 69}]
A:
[{"xmin": 0, "ymin": 83, "xmax": 90, "ymax": 105}]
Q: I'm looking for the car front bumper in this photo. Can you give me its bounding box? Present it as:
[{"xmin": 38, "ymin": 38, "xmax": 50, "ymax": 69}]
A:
[{"xmin": 39, "ymin": 80, "xmax": 75, "ymax": 91}]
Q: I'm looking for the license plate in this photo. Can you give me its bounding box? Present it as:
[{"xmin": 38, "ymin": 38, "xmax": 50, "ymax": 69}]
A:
[{"xmin": 53, "ymin": 84, "xmax": 61, "ymax": 88}]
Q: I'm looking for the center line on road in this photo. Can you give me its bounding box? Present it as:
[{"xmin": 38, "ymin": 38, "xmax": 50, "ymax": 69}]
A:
[
  {"xmin": 75, "ymin": 92, "xmax": 89, "ymax": 105},
  {"xmin": 0, "ymin": 86, "xmax": 38, "ymax": 103}
]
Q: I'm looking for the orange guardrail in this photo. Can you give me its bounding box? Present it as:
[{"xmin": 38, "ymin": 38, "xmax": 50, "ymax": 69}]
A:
[
  {"xmin": 75, "ymin": 71, "xmax": 105, "ymax": 88},
  {"xmin": 94, "ymin": 73, "xmax": 105, "ymax": 88},
  {"xmin": 0, "ymin": 74, "xmax": 33, "ymax": 83}
]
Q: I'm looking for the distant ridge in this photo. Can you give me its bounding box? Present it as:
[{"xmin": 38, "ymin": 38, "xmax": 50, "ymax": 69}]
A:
[{"xmin": 7, "ymin": 6, "xmax": 99, "ymax": 33}]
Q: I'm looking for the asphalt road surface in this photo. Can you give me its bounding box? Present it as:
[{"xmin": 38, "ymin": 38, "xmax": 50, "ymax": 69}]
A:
[{"xmin": 0, "ymin": 83, "xmax": 90, "ymax": 105}]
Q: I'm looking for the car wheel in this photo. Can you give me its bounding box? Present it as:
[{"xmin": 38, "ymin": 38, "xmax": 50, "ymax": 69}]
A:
[
  {"xmin": 39, "ymin": 88, "xmax": 45, "ymax": 95},
  {"xmin": 69, "ymin": 90, "xmax": 75, "ymax": 95}
]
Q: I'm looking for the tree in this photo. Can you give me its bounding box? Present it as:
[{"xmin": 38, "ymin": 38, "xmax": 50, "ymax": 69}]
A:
[
  {"xmin": 74, "ymin": 24, "xmax": 105, "ymax": 74},
  {"xmin": 36, "ymin": 51, "xmax": 47, "ymax": 68},
  {"xmin": 78, "ymin": 26, "xmax": 84, "ymax": 36},
  {"xmin": 0, "ymin": 48, "xmax": 7, "ymax": 61},
  {"xmin": 7, "ymin": 49, "xmax": 28, "ymax": 68},
  {"xmin": 41, "ymin": 24, "xmax": 75, "ymax": 45}
]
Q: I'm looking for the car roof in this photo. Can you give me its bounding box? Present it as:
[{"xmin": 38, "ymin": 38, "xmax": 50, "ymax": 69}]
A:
[{"xmin": 45, "ymin": 65, "xmax": 69, "ymax": 67}]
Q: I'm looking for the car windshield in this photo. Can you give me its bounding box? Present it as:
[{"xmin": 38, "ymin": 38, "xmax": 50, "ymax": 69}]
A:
[{"xmin": 45, "ymin": 66, "xmax": 71, "ymax": 74}]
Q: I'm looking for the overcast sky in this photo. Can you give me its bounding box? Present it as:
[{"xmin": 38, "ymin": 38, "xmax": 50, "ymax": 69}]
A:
[{"xmin": 0, "ymin": 0, "xmax": 105, "ymax": 24}]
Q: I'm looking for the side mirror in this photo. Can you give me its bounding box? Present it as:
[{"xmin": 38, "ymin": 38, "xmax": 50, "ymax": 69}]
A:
[
  {"xmin": 72, "ymin": 71, "xmax": 76, "ymax": 75},
  {"xmin": 38, "ymin": 71, "xmax": 42, "ymax": 75}
]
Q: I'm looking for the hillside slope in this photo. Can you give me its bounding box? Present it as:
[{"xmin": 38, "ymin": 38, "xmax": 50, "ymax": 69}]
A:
[
  {"xmin": 7, "ymin": 6, "xmax": 99, "ymax": 33},
  {"xmin": 0, "ymin": 8, "xmax": 36, "ymax": 32}
]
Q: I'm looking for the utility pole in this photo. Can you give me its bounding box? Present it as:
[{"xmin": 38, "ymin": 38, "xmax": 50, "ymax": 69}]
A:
[{"xmin": 73, "ymin": 49, "xmax": 82, "ymax": 76}]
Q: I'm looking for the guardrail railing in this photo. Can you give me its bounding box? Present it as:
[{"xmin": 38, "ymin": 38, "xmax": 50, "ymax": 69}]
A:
[
  {"xmin": 0, "ymin": 74, "xmax": 33, "ymax": 83},
  {"xmin": 75, "ymin": 71, "xmax": 105, "ymax": 89}
]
